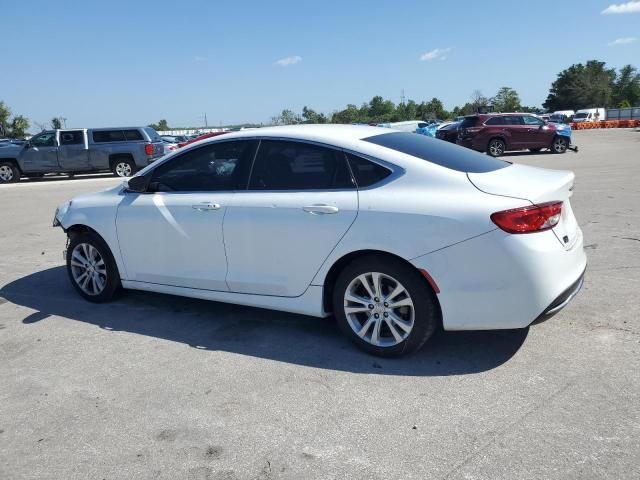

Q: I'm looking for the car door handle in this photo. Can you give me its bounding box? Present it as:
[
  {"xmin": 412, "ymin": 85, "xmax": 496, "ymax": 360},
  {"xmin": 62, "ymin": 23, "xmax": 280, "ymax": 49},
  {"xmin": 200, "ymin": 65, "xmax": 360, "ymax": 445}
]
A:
[
  {"xmin": 303, "ymin": 204, "xmax": 339, "ymax": 215},
  {"xmin": 192, "ymin": 202, "xmax": 221, "ymax": 211}
]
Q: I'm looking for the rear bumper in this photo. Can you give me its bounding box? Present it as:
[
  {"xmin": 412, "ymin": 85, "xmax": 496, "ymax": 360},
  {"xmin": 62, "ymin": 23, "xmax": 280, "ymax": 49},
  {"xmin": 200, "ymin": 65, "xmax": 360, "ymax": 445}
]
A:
[
  {"xmin": 531, "ymin": 267, "xmax": 585, "ymax": 325},
  {"xmin": 411, "ymin": 227, "xmax": 587, "ymax": 331}
]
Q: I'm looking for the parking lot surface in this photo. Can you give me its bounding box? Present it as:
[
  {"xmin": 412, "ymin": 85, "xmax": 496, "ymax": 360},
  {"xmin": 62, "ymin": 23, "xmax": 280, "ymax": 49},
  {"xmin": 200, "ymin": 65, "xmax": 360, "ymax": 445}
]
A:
[{"xmin": 1, "ymin": 129, "xmax": 639, "ymax": 480}]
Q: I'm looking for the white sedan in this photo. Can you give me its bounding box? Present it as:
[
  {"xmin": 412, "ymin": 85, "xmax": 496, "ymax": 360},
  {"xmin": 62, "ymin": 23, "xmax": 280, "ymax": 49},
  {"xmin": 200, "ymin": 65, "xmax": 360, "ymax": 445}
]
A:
[{"xmin": 53, "ymin": 125, "xmax": 586, "ymax": 356}]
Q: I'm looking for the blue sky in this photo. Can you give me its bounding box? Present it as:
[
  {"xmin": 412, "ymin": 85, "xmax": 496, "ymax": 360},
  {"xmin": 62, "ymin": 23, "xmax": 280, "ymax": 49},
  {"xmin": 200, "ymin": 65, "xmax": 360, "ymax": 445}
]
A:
[{"xmin": 1, "ymin": 0, "xmax": 638, "ymax": 129}]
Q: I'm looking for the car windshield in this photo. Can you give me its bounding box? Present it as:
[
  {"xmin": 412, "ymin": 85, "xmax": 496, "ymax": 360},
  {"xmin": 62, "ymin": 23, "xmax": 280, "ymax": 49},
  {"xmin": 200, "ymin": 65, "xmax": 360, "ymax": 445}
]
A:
[
  {"xmin": 574, "ymin": 113, "xmax": 588, "ymax": 119},
  {"xmin": 363, "ymin": 132, "xmax": 508, "ymax": 173}
]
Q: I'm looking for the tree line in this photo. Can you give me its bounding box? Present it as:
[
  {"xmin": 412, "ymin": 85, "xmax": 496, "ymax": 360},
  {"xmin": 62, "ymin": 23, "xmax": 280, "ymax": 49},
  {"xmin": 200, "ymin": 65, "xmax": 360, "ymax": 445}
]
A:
[{"xmin": 3, "ymin": 59, "xmax": 638, "ymax": 137}]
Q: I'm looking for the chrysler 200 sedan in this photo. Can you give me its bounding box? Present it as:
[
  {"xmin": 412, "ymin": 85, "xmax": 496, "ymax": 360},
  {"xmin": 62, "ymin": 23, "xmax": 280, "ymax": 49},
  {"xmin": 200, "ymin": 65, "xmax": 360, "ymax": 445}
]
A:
[{"xmin": 53, "ymin": 125, "xmax": 586, "ymax": 357}]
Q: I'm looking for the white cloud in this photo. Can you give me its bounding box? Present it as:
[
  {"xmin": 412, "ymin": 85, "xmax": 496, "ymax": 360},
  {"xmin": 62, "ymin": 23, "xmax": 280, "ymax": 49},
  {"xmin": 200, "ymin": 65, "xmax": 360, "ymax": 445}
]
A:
[
  {"xmin": 608, "ymin": 36, "xmax": 637, "ymax": 45},
  {"xmin": 602, "ymin": 1, "xmax": 640, "ymax": 14},
  {"xmin": 420, "ymin": 48, "xmax": 452, "ymax": 61},
  {"xmin": 275, "ymin": 55, "xmax": 302, "ymax": 67}
]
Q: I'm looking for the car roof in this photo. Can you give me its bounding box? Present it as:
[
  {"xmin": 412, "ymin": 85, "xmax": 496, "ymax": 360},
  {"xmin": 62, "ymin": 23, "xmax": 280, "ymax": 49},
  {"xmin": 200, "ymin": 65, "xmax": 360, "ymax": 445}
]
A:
[{"xmin": 199, "ymin": 124, "xmax": 393, "ymax": 147}]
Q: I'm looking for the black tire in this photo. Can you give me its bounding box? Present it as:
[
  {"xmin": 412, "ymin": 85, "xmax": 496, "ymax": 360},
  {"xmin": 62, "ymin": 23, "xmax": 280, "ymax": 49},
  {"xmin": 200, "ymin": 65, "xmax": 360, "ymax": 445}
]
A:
[
  {"xmin": 529, "ymin": 148, "xmax": 542, "ymax": 153},
  {"xmin": 66, "ymin": 231, "xmax": 121, "ymax": 303},
  {"xmin": 551, "ymin": 136, "xmax": 568, "ymax": 154},
  {"xmin": 111, "ymin": 157, "xmax": 136, "ymax": 177},
  {"xmin": 0, "ymin": 161, "xmax": 20, "ymax": 183},
  {"xmin": 487, "ymin": 138, "xmax": 506, "ymax": 157},
  {"xmin": 332, "ymin": 255, "xmax": 440, "ymax": 357}
]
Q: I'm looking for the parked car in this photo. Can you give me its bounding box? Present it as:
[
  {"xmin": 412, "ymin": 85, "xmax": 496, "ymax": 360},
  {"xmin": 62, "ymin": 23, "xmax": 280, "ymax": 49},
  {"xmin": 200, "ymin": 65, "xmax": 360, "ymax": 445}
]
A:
[
  {"xmin": 573, "ymin": 108, "xmax": 606, "ymax": 123},
  {"xmin": 457, "ymin": 113, "xmax": 570, "ymax": 157},
  {"xmin": 162, "ymin": 135, "xmax": 190, "ymax": 144},
  {"xmin": 53, "ymin": 125, "xmax": 585, "ymax": 357},
  {"xmin": 378, "ymin": 121, "xmax": 430, "ymax": 132},
  {"xmin": 553, "ymin": 110, "xmax": 575, "ymax": 121},
  {"xmin": 549, "ymin": 113, "xmax": 569, "ymax": 124},
  {"xmin": 435, "ymin": 121, "xmax": 461, "ymax": 143},
  {"xmin": 0, "ymin": 127, "xmax": 164, "ymax": 183},
  {"xmin": 178, "ymin": 131, "xmax": 229, "ymax": 148},
  {"xmin": 162, "ymin": 138, "xmax": 179, "ymax": 155}
]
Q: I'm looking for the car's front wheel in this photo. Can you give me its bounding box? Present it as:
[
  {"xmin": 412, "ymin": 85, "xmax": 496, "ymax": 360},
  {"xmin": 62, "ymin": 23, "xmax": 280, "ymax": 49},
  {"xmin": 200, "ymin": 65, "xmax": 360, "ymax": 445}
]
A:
[
  {"xmin": 66, "ymin": 231, "xmax": 120, "ymax": 302},
  {"xmin": 552, "ymin": 136, "xmax": 568, "ymax": 154},
  {"xmin": 487, "ymin": 138, "xmax": 506, "ymax": 157},
  {"xmin": 333, "ymin": 255, "xmax": 439, "ymax": 357}
]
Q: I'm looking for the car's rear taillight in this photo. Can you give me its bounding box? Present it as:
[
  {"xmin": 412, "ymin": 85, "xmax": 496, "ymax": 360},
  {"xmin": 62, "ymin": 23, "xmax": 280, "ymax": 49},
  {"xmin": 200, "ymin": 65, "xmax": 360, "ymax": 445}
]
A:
[
  {"xmin": 145, "ymin": 143, "xmax": 154, "ymax": 155},
  {"xmin": 491, "ymin": 201, "xmax": 563, "ymax": 234},
  {"xmin": 466, "ymin": 127, "xmax": 482, "ymax": 135}
]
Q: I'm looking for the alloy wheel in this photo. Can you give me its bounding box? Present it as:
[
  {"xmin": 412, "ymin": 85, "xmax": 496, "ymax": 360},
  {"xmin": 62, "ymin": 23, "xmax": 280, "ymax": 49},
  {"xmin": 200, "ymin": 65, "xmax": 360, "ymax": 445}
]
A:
[
  {"xmin": 70, "ymin": 243, "xmax": 108, "ymax": 296},
  {"xmin": 489, "ymin": 140, "xmax": 504, "ymax": 156},
  {"xmin": 343, "ymin": 272, "xmax": 415, "ymax": 347},
  {"xmin": 0, "ymin": 165, "xmax": 14, "ymax": 181},
  {"xmin": 553, "ymin": 137, "xmax": 567, "ymax": 153},
  {"xmin": 115, "ymin": 162, "xmax": 132, "ymax": 177}
]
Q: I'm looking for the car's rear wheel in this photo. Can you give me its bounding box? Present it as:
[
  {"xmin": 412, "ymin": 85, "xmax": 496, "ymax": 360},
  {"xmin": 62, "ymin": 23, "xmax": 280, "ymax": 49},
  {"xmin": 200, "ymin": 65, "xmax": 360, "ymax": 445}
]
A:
[
  {"xmin": 66, "ymin": 231, "xmax": 120, "ymax": 302},
  {"xmin": 112, "ymin": 157, "xmax": 135, "ymax": 177},
  {"xmin": 333, "ymin": 255, "xmax": 439, "ymax": 357},
  {"xmin": 0, "ymin": 162, "xmax": 20, "ymax": 183},
  {"xmin": 487, "ymin": 138, "xmax": 506, "ymax": 157},
  {"xmin": 552, "ymin": 136, "xmax": 568, "ymax": 154}
]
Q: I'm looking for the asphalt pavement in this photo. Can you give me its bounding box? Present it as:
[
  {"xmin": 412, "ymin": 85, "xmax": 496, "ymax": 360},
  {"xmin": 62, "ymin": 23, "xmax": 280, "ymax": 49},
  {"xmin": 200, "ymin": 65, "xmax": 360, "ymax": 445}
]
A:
[{"xmin": 1, "ymin": 129, "xmax": 639, "ymax": 479}]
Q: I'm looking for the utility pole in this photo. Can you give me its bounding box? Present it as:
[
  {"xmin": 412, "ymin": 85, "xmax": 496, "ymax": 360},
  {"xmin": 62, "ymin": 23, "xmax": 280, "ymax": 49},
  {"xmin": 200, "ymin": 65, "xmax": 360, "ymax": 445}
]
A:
[
  {"xmin": 400, "ymin": 88, "xmax": 406, "ymax": 106},
  {"xmin": 204, "ymin": 113, "xmax": 208, "ymax": 127}
]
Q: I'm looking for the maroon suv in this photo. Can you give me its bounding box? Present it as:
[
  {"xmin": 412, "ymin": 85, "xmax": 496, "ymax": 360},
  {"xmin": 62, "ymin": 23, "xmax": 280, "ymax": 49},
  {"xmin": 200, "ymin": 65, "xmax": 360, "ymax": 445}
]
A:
[{"xmin": 456, "ymin": 113, "xmax": 569, "ymax": 157}]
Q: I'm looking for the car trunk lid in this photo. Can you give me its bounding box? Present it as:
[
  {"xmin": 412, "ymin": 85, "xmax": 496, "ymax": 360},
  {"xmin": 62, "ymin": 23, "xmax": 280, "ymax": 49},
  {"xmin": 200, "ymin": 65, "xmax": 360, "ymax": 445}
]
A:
[{"xmin": 467, "ymin": 164, "xmax": 579, "ymax": 249}]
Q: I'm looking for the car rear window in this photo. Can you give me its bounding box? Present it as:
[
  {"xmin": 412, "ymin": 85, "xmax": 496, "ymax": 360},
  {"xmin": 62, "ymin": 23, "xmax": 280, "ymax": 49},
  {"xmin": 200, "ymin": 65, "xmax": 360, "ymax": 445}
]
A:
[
  {"xmin": 459, "ymin": 116, "xmax": 479, "ymax": 129},
  {"xmin": 144, "ymin": 127, "xmax": 162, "ymax": 142},
  {"xmin": 363, "ymin": 132, "xmax": 509, "ymax": 173}
]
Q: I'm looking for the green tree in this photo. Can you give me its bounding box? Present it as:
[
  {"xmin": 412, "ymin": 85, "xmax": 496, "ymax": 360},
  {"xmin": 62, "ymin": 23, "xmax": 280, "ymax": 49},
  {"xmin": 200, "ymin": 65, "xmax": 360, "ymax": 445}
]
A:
[
  {"xmin": 419, "ymin": 97, "xmax": 447, "ymax": 120},
  {"xmin": 367, "ymin": 95, "xmax": 396, "ymax": 122},
  {"xmin": 331, "ymin": 104, "xmax": 363, "ymax": 124},
  {"xmin": 301, "ymin": 106, "xmax": 327, "ymax": 124},
  {"xmin": 10, "ymin": 115, "xmax": 30, "ymax": 138},
  {"xmin": 613, "ymin": 65, "xmax": 640, "ymax": 107},
  {"xmin": 148, "ymin": 119, "xmax": 170, "ymax": 131},
  {"xmin": 51, "ymin": 117, "xmax": 62, "ymax": 129},
  {"xmin": 492, "ymin": 87, "xmax": 521, "ymax": 112},
  {"xmin": 0, "ymin": 101, "xmax": 11, "ymax": 137},
  {"xmin": 543, "ymin": 60, "xmax": 616, "ymax": 111},
  {"xmin": 270, "ymin": 109, "xmax": 301, "ymax": 125}
]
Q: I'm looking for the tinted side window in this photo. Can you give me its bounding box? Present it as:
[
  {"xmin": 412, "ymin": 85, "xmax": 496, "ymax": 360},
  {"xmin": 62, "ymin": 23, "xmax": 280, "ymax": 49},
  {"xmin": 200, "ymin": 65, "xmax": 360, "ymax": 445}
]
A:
[
  {"xmin": 249, "ymin": 141, "xmax": 353, "ymax": 190},
  {"xmin": 346, "ymin": 153, "xmax": 392, "ymax": 187},
  {"xmin": 59, "ymin": 130, "xmax": 84, "ymax": 145},
  {"xmin": 123, "ymin": 129, "xmax": 144, "ymax": 141},
  {"xmin": 31, "ymin": 131, "xmax": 56, "ymax": 147},
  {"xmin": 485, "ymin": 116, "xmax": 504, "ymax": 126},
  {"xmin": 523, "ymin": 116, "xmax": 544, "ymax": 126},
  {"xmin": 363, "ymin": 132, "xmax": 508, "ymax": 173},
  {"xmin": 459, "ymin": 116, "xmax": 479, "ymax": 128},
  {"xmin": 149, "ymin": 140, "xmax": 257, "ymax": 192},
  {"xmin": 93, "ymin": 130, "xmax": 125, "ymax": 142},
  {"xmin": 503, "ymin": 116, "xmax": 524, "ymax": 125}
]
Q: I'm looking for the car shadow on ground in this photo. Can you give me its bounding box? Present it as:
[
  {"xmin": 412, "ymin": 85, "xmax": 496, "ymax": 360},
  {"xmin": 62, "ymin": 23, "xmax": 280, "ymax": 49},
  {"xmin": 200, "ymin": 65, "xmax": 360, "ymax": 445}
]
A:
[{"xmin": 1, "ymin": 266, "xmax": 529, "ymax": 376}]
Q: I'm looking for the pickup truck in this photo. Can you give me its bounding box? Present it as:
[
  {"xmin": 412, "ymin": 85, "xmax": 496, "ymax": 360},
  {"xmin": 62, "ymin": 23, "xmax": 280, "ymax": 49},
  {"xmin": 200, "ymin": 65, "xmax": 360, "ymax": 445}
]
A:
[{"xmin": 0, "ymin": 127, "xmax": 165, "ymax": 183}]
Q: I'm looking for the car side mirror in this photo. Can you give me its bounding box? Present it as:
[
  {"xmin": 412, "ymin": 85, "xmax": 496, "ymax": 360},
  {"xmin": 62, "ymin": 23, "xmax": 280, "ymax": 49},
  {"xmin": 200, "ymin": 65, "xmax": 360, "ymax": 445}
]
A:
[
  {"xmin": 125, "ymin": 175, "xmax": 149, "ymax": 193},
  {"xmin": 24, "ymin": 142, "xmax": 31, "ymax": 149}
]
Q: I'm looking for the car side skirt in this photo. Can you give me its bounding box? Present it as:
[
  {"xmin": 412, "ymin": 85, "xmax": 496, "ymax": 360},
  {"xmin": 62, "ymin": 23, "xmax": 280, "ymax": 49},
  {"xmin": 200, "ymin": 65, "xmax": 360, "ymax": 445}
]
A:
[{"xmin": 120, "ymin": 280, "xmax": 328, "ymax": 318}]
